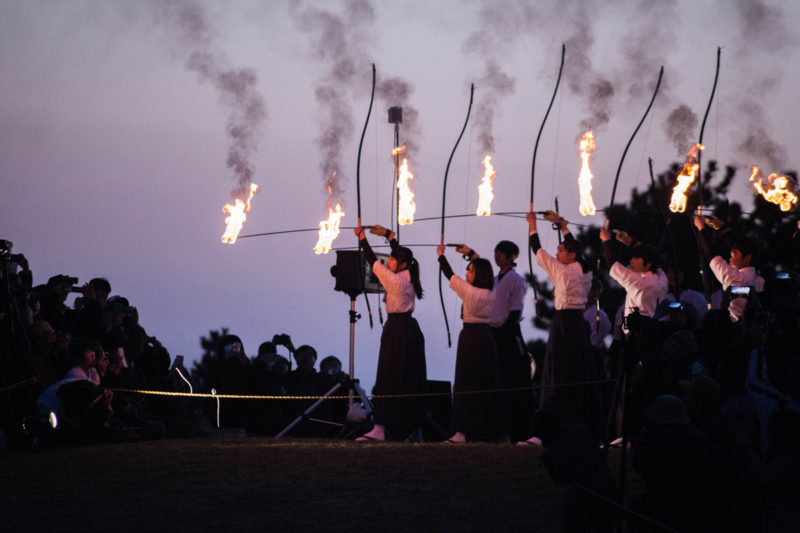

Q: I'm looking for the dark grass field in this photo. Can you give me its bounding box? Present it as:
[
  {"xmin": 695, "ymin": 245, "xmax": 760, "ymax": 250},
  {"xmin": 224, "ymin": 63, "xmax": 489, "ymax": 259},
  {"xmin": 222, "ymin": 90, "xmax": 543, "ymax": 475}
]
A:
[{"xmin": 0, "ymin": 437, "xmax": 615, "ymax": 532}]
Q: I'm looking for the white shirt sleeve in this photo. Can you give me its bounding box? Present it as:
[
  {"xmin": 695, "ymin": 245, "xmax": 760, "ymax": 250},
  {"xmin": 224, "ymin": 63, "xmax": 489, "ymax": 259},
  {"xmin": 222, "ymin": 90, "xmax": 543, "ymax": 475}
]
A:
[{"xmin": 449, "ymin": 275, "xmax": 494, "ymax": 323}]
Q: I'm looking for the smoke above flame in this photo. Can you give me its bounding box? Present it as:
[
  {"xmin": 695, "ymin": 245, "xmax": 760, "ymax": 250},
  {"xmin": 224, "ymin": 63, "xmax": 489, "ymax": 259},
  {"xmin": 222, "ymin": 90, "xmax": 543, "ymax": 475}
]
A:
[
  {"xmin": 669, "ymin": 144, "xmax": 704, "ymax": 213},
  {"xmin": 157, "ymin": 0, "xmax": 266, "ymax": 239},
  {"xmin": 291, "ymin": 0, "xmax": 376, "ymax": 209},
  {"xmin": 749, "ymin": 167, "xmax": 798, "ymax": 212},
  {"xmin": 476, "ymin": 155, "xmax": 497, "ymax": 216},
  {"xmin": 577, "ymin": 131, "xmax": 597, "ymax": 216}
]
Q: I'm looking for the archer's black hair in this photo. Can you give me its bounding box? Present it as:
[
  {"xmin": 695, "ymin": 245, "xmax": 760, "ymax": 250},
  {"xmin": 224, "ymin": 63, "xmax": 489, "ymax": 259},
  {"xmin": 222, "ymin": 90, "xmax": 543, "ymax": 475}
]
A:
[
  {"xmin": 470, "ymin": 258, "xmax": 495, "ymax": 290},
  {"xmin": 391, "ymin": 246, "xmax": 423, "ymax": 299}
]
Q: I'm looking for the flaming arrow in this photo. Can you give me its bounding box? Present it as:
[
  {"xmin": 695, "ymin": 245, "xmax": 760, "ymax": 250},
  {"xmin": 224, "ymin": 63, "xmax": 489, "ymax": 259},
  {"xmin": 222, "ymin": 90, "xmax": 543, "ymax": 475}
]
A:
[
  {"xmin": 694, "ymin": 47, "xmax": 721, "ymax": 306},
  {"xmin": 527, "ymin": 43, "xmax": 565, "ymax": 317},
  {"xmin": 605, "ymin": 66, "xmax": 663, "ymax": 232},
  {"xmin": 439, "ymin": 84, "xmax": 474, "ymax": 348}
]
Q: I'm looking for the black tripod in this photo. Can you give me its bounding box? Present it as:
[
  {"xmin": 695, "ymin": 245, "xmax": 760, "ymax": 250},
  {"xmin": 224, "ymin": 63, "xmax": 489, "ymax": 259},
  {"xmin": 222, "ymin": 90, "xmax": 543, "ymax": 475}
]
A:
[
  {"xmin": 276, "ymin": 293, "xmax": 373, "ymax": 438},
  {"xmin": 603, "ymin": 309, "xmax": 652, "ymax": 532}
]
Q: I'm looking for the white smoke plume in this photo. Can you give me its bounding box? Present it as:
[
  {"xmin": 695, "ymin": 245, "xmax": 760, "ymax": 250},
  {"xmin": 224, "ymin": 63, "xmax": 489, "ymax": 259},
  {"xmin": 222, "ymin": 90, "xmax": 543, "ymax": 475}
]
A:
[
  {"xmin": 291, "ymin": 0, "xmax": 375, "ymax": 209},
  {"xmin": 729, "ymin": 0, "xmax": 794, "ymax": 171},
  {"xmin": 157, "ymin": 0, "xmax": 267, "ymax": 201}
]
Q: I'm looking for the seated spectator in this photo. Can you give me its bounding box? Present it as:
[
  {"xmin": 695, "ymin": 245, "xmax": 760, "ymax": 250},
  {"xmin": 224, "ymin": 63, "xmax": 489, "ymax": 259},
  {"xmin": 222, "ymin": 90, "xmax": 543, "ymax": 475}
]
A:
[
  {"xmin": 63, "ymin": 337, "xmax": 102, "ymax": 386},
  {"xmin": 29, "ymin": 320, "xmax": 64, "ymax": 388},
  {"xmin": 531, "ymin": 408, "xmax": 617, "ymax": 533},
  {"xmin": 36, "ymin": 338, "xmax": 115, "ymax": 441},
  {"xmin": 631, "ymin": 394, "xmax": 721, "ymax": 532}
]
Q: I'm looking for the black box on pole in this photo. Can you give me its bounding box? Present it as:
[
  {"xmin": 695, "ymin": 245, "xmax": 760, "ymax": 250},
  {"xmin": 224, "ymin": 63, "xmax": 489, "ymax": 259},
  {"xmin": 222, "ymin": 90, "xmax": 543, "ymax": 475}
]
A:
[{"xmin": 388, "ymin": 106, "xmax": 402, "ymax": 124}]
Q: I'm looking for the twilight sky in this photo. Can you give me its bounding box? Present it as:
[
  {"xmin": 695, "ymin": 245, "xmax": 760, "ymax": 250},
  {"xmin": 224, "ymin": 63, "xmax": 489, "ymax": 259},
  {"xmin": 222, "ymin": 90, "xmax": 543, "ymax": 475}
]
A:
[{"xmin": 2, "ymin": 0, "xmax": 798, "ymax": 392}]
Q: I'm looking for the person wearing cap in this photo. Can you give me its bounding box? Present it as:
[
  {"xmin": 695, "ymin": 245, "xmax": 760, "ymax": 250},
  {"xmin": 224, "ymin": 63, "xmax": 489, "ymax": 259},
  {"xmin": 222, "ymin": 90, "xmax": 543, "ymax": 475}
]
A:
[
  {"xmin": 526, "ymin": 211, "xmax": 595, "ymax": 432},
  {"xmin": 454, "ymin": 239, "xmax": 531, "ymax": 442}
]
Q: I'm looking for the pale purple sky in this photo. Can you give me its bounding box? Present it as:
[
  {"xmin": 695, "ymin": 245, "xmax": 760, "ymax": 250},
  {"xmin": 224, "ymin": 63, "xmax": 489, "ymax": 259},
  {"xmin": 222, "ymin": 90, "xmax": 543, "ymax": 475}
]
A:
[{"xmin": 2, "ymin": 0, "xmax": 798, "ymax": 391}]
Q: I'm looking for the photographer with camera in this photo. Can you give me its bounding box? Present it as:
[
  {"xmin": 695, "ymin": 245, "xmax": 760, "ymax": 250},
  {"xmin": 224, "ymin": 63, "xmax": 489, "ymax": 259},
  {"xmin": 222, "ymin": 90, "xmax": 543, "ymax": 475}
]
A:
[{"xmin": 38, "ymin": 274, "xmax": 80, "ymax": 337}]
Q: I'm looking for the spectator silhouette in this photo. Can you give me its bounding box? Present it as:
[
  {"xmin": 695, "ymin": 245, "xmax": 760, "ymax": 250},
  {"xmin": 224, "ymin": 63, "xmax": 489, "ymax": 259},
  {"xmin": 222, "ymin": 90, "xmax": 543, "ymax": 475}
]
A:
[{"xmin": 532, "ymin": 408, "xmax": 617, "ymax": 533}]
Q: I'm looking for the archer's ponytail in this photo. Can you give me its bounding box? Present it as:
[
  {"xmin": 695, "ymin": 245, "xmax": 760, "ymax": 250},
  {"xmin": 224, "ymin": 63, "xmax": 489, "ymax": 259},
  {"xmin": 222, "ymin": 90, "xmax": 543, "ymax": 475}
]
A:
[
  {"xmin": 409, "ymin": 257, "xmax": 423, "ymax": 300},
  {"xmin": 393, "ymin": 246, "xmax": 423, "ymax": 300}
]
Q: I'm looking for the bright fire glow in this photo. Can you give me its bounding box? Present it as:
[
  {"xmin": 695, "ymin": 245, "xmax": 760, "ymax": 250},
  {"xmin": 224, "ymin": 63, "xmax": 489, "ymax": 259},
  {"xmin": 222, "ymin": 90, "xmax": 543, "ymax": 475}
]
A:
[
  {"xmin": 476, "ymin": 155, "xmax": 496, "ymax": 216},
  {"xmin": 313, "ymin": 203, "xmax": 345, "ymax": 254},
  {"xmin": 749, "ymin": 166, "xmax": 798, "ymax": 212},
  {"xmin": 221, "ymin": 183, "xmax": 258, "ymax": 244},
  {"xmin": 578, "ymin": 131, "xmax": 597, "ymax": 216},
  {"xmin": 397, "ymin": 158, "xmax": 416, "ymax": 225},
  {"xmin": 392, "ymin": 145, "xmax": 406, "ymax": 157},
  {"xmin": 668, "ymin": 144, "xmax": 704, "ymax": 213}
]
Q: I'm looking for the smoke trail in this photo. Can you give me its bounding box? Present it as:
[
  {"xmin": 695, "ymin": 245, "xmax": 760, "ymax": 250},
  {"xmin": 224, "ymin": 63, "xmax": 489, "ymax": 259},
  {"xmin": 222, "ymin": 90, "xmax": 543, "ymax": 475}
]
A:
[
  {"xmin": 157, "ymin": 0, "xmax": 266, "ymax": 201},
  {"xmin": 558, "ymin": 1, "xmax": 616, "ymax": 133},
  {"xmin": 729, "ymin": 0, "xmax": 794, "ymax": 171},
  {"xmin": 663, "ymin": 103, "xmax": 699, "ymax": 156},
  {"xmin": 462, "ymin": 2, "xmax": 538, "ymax": 155},
  {"xmin": 735, "ymin": 97, "xmax": 788, "ymax": 171},
  {"xmin": 473, "ymin": 60, "xmax": 516, "ymax": 155},
  {"xmin": 376, "ymin": 77, "xmax": 421, "ymax": 160},
  {"xmin": 291, "ymin": 0, "xmax": 375, "ymax": 208},
  {"xmin": 614, "ymin": 0, "xmax": 698, "ymax": 155}
]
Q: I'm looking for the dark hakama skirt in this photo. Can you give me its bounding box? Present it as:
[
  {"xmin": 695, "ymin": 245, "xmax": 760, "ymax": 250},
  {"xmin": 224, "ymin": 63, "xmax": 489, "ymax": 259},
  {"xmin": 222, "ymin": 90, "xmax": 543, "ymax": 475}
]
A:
[
  {"xmin": 452, "ymin": 323, "xmax": 506, "ymax": 440},
  {"xmin": 372, "ymin": 312, "xmax": 427, "ymax": 428},
  {"xmin": 539, "ymin": 308, "xmax": 601, "ymax": 433},
  {"xmin": 491, "ymin": 321, "xmax": 533, "ymax": 441}
]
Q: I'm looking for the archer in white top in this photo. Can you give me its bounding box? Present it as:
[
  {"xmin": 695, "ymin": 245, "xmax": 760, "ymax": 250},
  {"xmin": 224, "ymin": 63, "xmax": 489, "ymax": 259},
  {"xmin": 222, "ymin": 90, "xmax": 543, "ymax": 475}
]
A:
[
  {"xmin": 528, "ymin": 213, "xmax": 591, "ymax": 310},
  {"xmin": 600, "ymin": 228, "xmax": 668, "ymax": 318}
]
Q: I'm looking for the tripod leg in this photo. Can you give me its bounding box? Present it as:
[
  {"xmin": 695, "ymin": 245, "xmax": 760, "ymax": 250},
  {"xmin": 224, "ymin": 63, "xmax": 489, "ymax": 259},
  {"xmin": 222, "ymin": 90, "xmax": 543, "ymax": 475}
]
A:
[
  {"xmin": 604, "ymin": 363, "xmax": 626, "ymax": 447},
  {"xmin": 275, "ymin": 382, "xmax": 343, "ymax": 438}
]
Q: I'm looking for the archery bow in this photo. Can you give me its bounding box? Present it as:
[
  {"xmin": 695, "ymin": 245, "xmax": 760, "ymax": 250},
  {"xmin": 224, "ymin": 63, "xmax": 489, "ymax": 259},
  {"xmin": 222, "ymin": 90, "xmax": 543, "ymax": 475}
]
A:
[
  {"xmin": 694, "ymin": 48, "xmax": 721, "ymax": 307},
  {"xmin": 356, "ymin": 64, "xmax": 376, "ymax": 327},
  {"xmin": 356, "ymin": 64, "xmax": 376, "ymax": 228},
  {"xmin": 697, "ymin": 47, "xmax": 720, "ymax": 209},
  {"xmin": 649, "ymin": 157, "xmax": 681, "ymax": 294},
  {"xmin": 528, "ymin": 43, "xmax": 565, "ymax": 316},
  {"xmin": 439, "ymin": 84, "xmax": 474, "ymax": 348},
  {"xmin": 606, "ymin": 66, "xmax": 664, "ymax": 231}
]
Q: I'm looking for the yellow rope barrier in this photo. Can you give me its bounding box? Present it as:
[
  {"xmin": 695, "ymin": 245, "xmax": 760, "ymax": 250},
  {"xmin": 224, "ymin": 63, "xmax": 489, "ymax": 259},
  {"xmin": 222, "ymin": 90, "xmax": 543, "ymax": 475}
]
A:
[
  {"xmin": 109, "ymin": 378, "xmax": 615, "ymax": 401},
  {"xmin": 0, "ymin": 376, "xmax": 38, "ymax": 393}
]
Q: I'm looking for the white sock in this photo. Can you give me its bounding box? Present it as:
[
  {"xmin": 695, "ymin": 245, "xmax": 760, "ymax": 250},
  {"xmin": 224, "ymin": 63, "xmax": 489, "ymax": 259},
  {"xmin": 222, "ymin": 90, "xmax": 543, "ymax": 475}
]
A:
[
  {"xmin": 365, "ymin": 424, "xmax": 385, "ymax": 440},
  {"xmin": 449, "ymin": 432, "xmax": 467, "ymax": 442}
]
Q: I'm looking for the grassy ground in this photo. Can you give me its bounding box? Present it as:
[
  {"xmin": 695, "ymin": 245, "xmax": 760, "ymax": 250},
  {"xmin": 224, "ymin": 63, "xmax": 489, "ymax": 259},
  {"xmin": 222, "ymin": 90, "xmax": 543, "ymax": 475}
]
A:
[{"xmin": 1, "ymin": 437, "xmax": 580, "ymax": 532}]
